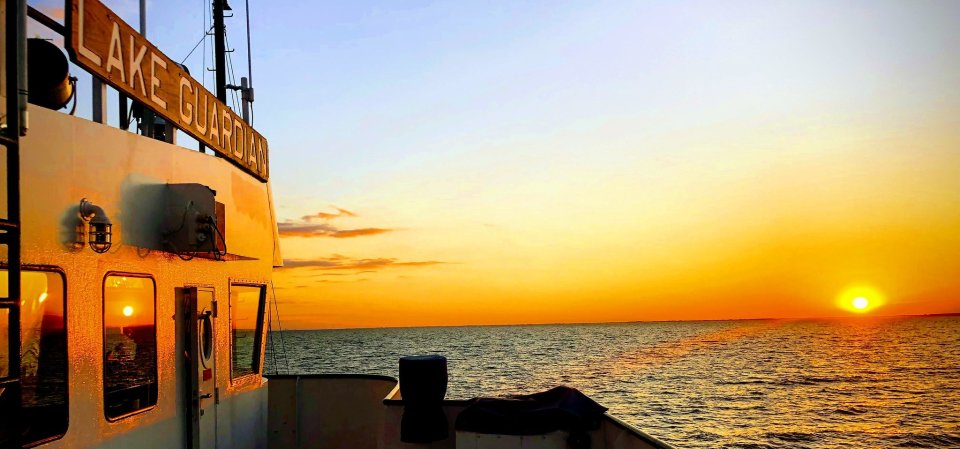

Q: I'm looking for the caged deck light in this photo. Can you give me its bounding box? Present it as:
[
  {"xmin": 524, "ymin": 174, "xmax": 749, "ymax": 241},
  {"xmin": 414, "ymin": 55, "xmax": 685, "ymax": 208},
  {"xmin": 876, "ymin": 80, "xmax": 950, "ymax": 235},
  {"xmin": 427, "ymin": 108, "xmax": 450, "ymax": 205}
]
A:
[{"xmin": 79, "ymin": 199, "xmax": 113, "ymax": 253}]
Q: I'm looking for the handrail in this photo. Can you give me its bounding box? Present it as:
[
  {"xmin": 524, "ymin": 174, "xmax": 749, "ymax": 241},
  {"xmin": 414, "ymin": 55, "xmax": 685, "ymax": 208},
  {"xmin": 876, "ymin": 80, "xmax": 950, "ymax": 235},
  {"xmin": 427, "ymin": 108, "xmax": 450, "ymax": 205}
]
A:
[
  {"xmin": 2, "ymin": 2, "xmax": 26, "ymax": 447},
  {"xmin": 264, "ymin": 373, "xmax": 398, "ymax": 383}
]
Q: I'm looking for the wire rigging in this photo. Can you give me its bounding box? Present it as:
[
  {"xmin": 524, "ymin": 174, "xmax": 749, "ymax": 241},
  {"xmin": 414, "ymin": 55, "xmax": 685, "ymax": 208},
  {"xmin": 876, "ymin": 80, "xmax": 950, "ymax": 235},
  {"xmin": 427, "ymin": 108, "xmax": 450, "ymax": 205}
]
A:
[
  {"xmin": 267, "ymin": 318, "xmax": 278, "ymax": 375},
  {"xmin": 269, "ymin": 282, "xmax": 291, "ymax": 374},
  {"xmin": 180, "ymin": 26, "xmax": 214, "ymax": 65},
  {"xmin": 202, "ymin": 0, "xmax": 208, "ymax": 91},
  {"xmin": 225, "ymin": 32, "xmax": 241, "ymax": 112},
  {"xmin": 208, "ymin": 2, "xmax": 216, "ymax": 93}
]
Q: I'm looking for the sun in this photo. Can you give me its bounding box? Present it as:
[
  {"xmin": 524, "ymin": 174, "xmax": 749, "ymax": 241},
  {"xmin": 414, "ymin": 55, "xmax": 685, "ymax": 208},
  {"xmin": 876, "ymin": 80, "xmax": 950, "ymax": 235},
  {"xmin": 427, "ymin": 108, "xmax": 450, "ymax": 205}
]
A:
[
  {"xmin": 852, "ymin": 297, "xmax": 869, "ymax": 310},
  {"xmin": 836, "ymin": 285, "xmax": 885, "ymax": 314},
  {"xmin": 122, "ymin": 306, "xmax": 134, "ymax": 317}
]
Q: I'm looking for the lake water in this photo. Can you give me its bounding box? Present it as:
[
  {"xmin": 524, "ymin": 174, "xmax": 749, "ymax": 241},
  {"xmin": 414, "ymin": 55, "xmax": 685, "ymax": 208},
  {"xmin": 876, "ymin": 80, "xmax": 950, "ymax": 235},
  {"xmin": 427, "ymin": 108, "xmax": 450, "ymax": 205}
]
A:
[{"xmin": 264, "ymin": 316, "xmax": 960, "ymax": 449}]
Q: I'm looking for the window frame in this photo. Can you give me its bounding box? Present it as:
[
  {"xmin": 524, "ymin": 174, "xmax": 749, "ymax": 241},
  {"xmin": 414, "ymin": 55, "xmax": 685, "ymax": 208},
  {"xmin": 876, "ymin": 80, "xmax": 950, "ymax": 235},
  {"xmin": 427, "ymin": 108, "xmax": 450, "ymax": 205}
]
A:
[
  {"xmin": 101, "ymin": 272, "xmax": 158, "ymax": 422},
  {"xmin": 3, "ymin": 264, "xmax": 70, "ymax": 447},
  {"xmin": 228, "ymin": 282, "xmax": 267, "ymax": 383}
]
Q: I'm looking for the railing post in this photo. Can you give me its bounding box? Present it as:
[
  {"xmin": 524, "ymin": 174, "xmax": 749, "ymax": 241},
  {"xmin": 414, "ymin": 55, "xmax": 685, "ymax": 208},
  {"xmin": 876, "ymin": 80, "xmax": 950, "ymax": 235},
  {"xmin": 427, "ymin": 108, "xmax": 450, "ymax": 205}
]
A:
[{"xmin": 91, "ymin": 78, "xmax": 107, "ymax": 124}]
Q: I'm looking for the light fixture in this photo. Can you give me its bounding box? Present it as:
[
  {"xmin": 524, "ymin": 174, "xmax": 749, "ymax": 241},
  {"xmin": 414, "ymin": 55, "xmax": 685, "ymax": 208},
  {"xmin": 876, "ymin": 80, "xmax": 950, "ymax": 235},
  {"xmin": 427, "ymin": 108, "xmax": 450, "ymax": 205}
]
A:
[{"xmin": 79, "ymin": 199, "xmax": 113, "ymax": 253}]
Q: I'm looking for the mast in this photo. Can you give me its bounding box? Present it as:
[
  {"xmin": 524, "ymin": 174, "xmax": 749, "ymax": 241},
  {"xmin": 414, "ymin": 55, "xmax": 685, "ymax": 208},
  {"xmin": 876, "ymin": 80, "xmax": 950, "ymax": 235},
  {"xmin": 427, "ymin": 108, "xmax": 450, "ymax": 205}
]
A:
[
  {"xmin": 213, "ymin": 0, "xmax": 229, "ymax": 103},
  {"xmin": 242, "ymin": 0, "xmax": 253, "ymax": 124}
]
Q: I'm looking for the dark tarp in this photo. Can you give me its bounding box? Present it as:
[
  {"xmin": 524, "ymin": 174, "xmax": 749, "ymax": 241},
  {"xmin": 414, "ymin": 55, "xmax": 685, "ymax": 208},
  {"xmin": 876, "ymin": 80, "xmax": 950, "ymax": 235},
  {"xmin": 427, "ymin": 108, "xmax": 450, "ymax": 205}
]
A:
[{"xmin": 454, "ymin": 386, "xmax": 608, "ymax": 435}]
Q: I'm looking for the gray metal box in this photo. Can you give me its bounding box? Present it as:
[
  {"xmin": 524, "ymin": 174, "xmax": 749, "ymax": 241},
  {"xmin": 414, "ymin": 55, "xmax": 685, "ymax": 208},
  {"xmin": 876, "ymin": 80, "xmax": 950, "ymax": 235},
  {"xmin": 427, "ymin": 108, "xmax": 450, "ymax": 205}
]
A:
[{"xmin": 162, "ymin": 183, "xmax": 225, "ymax": 256}]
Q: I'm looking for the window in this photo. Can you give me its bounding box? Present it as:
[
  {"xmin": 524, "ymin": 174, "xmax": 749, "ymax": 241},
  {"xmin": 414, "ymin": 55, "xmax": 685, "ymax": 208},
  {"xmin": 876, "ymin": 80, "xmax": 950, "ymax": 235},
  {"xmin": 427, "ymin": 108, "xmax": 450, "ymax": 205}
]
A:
[
  {"xmin": 230, "ymin": 284, "xmax": 266, "ymax": 379},
  {"xmin": 103, "ymin": 274, "xmax": 157, "ymax": 419},
  {"xmin": 0, "ymin": 269, "xmax": 68, "ymax": 445}
]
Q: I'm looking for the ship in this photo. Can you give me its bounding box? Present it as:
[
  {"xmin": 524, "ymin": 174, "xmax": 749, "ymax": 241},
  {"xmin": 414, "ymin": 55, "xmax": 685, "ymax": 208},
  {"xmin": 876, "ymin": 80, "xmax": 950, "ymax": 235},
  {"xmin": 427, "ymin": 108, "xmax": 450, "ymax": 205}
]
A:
[{"xmin": 0, "ymin": 1, "xmax": 675, "ymax": 448}]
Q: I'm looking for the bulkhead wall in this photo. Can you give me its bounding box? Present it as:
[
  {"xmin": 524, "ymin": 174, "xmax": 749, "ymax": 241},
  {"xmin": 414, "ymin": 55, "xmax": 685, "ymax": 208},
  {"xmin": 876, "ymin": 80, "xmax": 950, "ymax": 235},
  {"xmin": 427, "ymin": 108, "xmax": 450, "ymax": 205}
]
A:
[{"xmin": 3, "ymin": 105, "xmax": 279, "ymax": 449}]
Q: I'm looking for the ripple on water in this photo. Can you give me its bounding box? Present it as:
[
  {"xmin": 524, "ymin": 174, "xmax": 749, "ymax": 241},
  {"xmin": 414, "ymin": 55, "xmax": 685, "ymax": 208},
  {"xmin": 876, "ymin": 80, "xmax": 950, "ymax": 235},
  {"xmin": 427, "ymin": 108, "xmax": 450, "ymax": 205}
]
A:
[{"xmin": 265, "ymin": 316, "xmax": 960, "ymax": 449}]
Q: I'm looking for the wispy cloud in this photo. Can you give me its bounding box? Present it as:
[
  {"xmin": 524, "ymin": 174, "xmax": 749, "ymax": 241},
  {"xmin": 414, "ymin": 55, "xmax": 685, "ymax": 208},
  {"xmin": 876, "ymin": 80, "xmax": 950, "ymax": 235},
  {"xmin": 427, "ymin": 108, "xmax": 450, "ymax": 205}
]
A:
[
  {"xmin": 279, "ymin": 206, "xmax": 393, "ymax": 238},
  {"xmin": 278, "ymin": 222, "xmax": 392, "ymax": 238},
  {"xmin": 281, "ymin": 255, "xmax": 445, "ymax": 271},
  {"xmin": 302, "ymin": 207, "xmax": 356, "ymax": 221}
]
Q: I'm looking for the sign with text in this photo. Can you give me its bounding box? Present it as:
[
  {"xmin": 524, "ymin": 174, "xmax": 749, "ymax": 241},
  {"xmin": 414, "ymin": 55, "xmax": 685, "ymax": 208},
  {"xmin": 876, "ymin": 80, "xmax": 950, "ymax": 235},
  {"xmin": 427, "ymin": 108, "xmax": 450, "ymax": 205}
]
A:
[{"xmin": 66, "ymin": 0, "xmax": 269, "ymax": 181}]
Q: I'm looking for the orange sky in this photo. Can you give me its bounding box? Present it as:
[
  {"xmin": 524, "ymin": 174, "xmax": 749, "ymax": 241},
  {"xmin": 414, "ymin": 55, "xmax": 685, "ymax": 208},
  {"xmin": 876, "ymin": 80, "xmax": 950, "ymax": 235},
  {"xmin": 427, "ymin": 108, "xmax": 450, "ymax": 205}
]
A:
[
  {"xmin": 272, "ymin": 122, "xmax": 960, "ymax": 329},
  {"xmin": 268, "ymin": 2, "xmax": 960, "ymax": 329}
]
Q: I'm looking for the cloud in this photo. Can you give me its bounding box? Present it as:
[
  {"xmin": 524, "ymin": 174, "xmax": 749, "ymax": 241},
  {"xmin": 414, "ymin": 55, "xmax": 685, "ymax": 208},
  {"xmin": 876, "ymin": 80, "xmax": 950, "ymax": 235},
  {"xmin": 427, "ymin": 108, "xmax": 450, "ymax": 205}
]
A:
[
  {"xmin": 301, "ymin": 207, "xmax": 356, "ymax": 221},
  {"xmin": 331, "ymin": 228, "xmax": 393, "ymax": 238},
  {"xmin": 281, "ymin": 256, "xmax": 445, "ymax": 271},
  {"xmin": 278, "ymin": 222, "xmax": 393, "ymax": 238},
  {"xmin": 279, "ymin": 206, "xmax": 393, "ymax": 238}
]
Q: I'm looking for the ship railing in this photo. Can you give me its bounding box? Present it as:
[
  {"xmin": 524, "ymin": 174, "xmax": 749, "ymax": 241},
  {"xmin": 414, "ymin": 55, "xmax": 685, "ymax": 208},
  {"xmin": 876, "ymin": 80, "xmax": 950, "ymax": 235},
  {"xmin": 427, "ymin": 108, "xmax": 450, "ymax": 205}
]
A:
[{"xmin": 265, "ymin": 374, "xmax": 677, "ymax": 449}]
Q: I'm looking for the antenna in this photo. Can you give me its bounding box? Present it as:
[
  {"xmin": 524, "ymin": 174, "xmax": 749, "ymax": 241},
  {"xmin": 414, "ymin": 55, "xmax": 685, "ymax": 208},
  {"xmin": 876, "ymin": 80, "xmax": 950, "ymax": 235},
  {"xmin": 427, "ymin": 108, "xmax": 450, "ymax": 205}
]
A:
[
  {"xmin": 243, "ymin": 0, "xmax": 254, "ymax": 124},
  {"xmin": 245, "ymin": 0, "xmax": 253, "ymax": 88}
]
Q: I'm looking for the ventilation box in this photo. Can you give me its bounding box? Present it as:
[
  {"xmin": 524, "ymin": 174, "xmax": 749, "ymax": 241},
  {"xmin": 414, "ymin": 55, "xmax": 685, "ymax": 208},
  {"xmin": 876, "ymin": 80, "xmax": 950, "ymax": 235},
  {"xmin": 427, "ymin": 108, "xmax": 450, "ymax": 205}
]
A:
[{"xmin": 162, "ymin": 183, "xmax": 226, "ymax": 257}]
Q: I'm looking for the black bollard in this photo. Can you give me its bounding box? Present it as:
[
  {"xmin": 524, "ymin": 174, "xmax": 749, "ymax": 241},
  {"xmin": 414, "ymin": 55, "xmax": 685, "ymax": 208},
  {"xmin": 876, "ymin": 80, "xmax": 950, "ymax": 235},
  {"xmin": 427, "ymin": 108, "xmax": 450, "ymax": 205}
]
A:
[{"xmin": 399, "ymin": 355, "xmax": 449, "ymax": 443}]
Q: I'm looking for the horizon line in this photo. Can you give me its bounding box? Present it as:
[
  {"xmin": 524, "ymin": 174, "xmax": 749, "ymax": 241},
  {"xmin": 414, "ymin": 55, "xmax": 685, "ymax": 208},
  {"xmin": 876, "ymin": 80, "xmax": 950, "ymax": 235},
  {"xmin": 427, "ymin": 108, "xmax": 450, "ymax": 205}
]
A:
[{"xmin": 271, "ymin": 312, "xmax": 960, "ymax": 332}]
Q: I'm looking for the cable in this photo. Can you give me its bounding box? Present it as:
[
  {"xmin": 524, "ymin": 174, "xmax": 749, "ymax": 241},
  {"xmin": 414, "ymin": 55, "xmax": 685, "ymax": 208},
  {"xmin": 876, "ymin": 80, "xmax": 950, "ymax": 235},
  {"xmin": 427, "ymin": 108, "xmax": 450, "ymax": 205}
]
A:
[
  {"xmin": 126, "ymin": 106, "xmax": 135, "ymax": 131},
  {"xmin": 225, "ymin": 32, "xmax": 241, "ymax": 112},
  {"xmin": 269, "ymin": 282, "xmax": 291, "ymax": 374},
  {"xmin": 208, "ymin": 1, "xmax": 215, "ymax": 93},
  {"xmin": 202, "ymin": 0, "xmax": 208, "ymax": 90},
  {"xmin": 163, "ymin": 201, "xmax": 193, "ymax": 237},
  {"xmin": 211, "ymin": 215, "xmax": 227, "ymax": 260},
  {"xmin": 174, "ymin": 245, "xmax": 195, "ymax": 261},
  {"xmin": 162, "ymin": 201, "xmax": 200, "ymax": 261},
  {"xmin": 267, "ymin": 317, "xmax": 278, "ymax": 375},
  {"xmin": 180, "ymin": 26, "xmax": 214, "ymax": 65}
]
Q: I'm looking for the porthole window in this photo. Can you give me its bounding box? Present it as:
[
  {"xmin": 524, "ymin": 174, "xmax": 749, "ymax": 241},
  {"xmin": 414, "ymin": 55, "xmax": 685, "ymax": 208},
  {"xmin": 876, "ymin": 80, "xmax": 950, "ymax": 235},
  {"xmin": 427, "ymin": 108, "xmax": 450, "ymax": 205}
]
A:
[
  {"xmin": 200, "ymin": 313, "xmax": 214, "ymax": 365},
  {"xmin": 103, "ymin": 274, "xmax": 157, "ymax": 419}
]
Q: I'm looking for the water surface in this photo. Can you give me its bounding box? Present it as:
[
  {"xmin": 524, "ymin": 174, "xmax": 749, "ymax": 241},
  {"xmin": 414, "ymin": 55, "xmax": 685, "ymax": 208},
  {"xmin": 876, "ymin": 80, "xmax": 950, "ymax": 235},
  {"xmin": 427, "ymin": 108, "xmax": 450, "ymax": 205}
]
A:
[{"xmin": 266, "ymin": 316, "xmax": 960, "ymax": 449}]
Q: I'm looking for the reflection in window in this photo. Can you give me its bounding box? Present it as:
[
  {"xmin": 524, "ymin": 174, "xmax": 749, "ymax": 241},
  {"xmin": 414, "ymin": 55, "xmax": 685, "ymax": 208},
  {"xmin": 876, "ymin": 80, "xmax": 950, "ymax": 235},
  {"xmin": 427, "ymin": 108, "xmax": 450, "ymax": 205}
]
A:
[
  {"xmin": 230, "ymin": 285, "xmax": 265, "ymax": 379},
  {"xmin": 0, "ymin": 308, "xmax": 8, "ymax": 379},
  {"xmin": 103, "ymin": 275, "xmax": 157, "ymax": 419},
  {"xmin": 0, "ymin": 309, "xmax": 10, "ymax": 446},
  {"xmin": 0, "ymin": 269, "xmax": 68, "ymax": 445}
]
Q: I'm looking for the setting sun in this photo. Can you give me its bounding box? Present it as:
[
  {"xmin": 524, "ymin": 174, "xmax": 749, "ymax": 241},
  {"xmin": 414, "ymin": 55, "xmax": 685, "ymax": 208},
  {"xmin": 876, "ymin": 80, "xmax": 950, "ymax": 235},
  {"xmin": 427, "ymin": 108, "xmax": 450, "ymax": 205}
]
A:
[
  {"xmin": 122, "ymin": 306, "xmax": 134, "ymax": 317},
  {"xmin": 853, "ymin": 297, "xmax": 869, "ymax": 310},
  {"xmin": 837, "ymin": 285, "xmax": 886, "ymax": 314}
]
